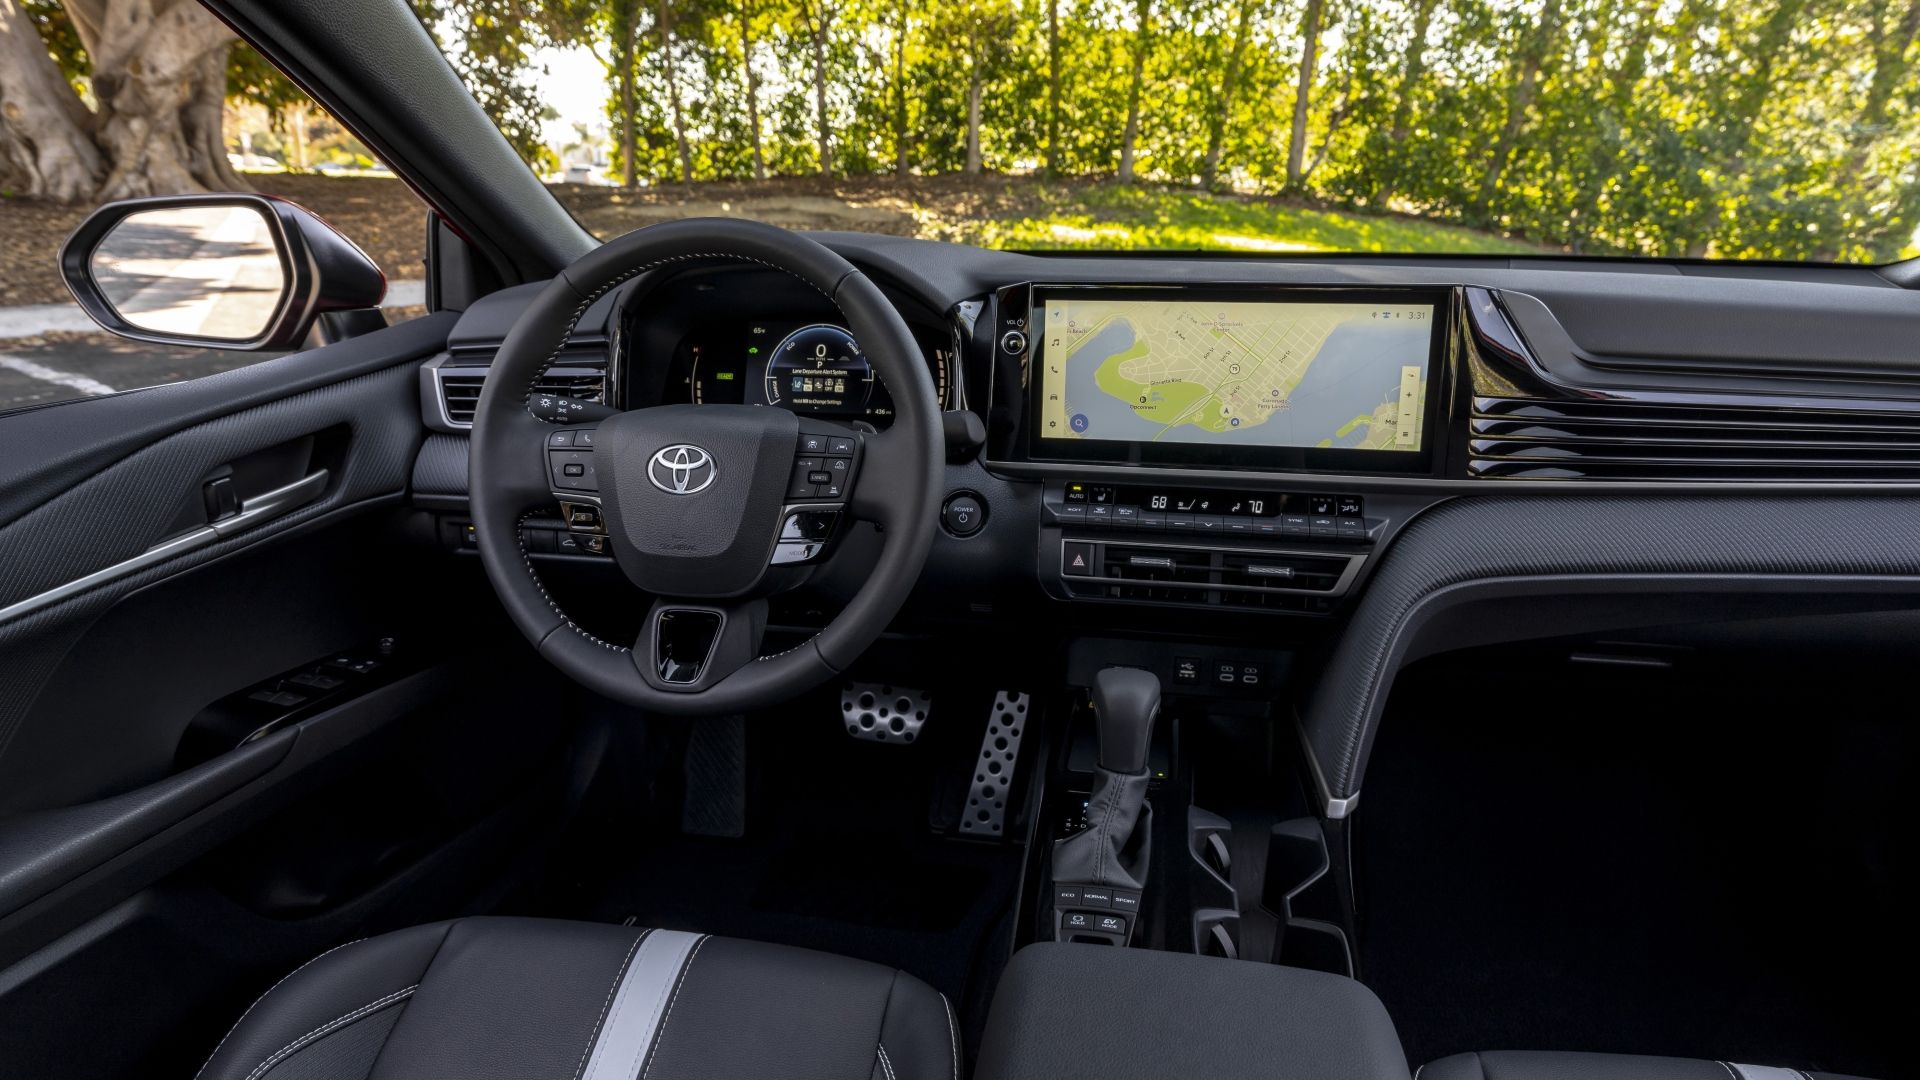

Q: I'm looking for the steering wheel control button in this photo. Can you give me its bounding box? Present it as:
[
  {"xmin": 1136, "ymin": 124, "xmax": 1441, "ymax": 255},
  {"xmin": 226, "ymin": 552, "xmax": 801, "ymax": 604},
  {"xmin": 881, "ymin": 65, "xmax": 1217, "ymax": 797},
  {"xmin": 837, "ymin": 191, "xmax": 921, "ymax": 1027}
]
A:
[
  {"xmin": 548, "ymin": 430, "xmax": 575, "ymax": 447},
  {"xmin": 826, "ymin": 436, "xmax": 856, "ymax": 456},
  {"xmin": 1000, "ymin": 330, "xmax": 1028, "ymax": 355},
  {"xmin": 781, "ymin": 511, "xmax": 839, "ymax": 542},
  {"xmin": 771, "ymin": 541, "xmax": 824, "ymax": 565},
  {"xmin": 799, "ymin": 433, "xmax": 829, "ymax": 454},
  {"xmin": 547, "ymin": 450, "xmax": 598, "ymax": 491},
  {"xmin": 942, "ymin": 493, "xmax": 986, "ymax": 537}
]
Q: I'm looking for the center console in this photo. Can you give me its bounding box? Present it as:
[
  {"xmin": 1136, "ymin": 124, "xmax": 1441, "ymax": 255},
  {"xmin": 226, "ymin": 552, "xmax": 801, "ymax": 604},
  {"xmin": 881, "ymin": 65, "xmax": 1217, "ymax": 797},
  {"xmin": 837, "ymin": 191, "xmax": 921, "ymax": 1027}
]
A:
[{"xmin": 978, "ymin": 943, "xmax": 1412, "ymax": 1080}]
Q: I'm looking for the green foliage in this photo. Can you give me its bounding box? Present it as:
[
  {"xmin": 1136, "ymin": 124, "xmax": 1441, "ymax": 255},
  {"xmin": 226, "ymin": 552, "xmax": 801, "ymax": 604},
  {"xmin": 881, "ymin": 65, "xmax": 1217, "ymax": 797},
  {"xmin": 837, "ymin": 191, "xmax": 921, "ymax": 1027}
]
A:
[{"xmin": 200, "ymin": 0, "xmax": 1920, "ymax": 260}]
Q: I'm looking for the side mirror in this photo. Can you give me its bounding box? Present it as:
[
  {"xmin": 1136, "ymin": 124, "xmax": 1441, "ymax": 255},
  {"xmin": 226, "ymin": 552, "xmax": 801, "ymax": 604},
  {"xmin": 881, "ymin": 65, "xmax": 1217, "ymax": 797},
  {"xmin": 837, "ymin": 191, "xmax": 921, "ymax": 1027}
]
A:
[{"xmin": 59, "ymin": 194, "xmax": 387, "ymax": 351}]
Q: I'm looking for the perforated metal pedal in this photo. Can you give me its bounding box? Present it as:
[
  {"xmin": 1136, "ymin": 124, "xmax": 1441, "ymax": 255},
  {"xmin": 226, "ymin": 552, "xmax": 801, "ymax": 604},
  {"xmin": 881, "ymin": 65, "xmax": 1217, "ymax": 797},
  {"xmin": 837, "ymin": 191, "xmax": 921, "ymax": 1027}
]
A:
[
  {"xmin": 841, "ymin": 682, "xmax": 930, "ymax": 743},
  {"xmin": 961, "ymin": 691, "xmax": 1030, "ymax": 838}
]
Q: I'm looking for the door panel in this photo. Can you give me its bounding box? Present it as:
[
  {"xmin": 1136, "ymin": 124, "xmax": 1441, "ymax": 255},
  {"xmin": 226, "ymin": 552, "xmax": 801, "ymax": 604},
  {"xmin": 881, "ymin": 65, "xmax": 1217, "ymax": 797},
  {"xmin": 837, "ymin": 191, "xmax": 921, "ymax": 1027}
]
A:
[{"xmin": 0, "ymin": 316, "xmax": 456, "ymax": 943}]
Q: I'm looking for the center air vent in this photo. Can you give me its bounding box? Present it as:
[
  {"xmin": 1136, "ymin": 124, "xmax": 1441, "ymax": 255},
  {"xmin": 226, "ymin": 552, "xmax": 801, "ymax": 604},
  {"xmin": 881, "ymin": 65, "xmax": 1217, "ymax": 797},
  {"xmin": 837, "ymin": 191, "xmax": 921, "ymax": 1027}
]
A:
[{"xmin": 1469, "ymin": 396, "xmax": 1920, "ymax": 481}]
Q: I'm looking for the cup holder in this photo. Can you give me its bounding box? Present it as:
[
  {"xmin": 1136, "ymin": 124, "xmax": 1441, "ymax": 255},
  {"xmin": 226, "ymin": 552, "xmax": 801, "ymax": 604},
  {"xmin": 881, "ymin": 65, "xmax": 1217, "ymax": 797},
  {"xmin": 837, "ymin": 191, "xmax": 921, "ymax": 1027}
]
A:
[{"xmin": 1263, "ymin": 817, "xmax": 1353, "ymax": 977}]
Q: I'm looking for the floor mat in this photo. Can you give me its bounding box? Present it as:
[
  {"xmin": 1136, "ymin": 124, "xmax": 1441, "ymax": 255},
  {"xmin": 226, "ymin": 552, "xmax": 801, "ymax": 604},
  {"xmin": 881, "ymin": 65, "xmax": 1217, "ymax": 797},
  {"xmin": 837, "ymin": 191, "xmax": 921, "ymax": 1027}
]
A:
[
  {"xmin": 1357, "ymin": 650, "xmax": 1916, "ymax": 1079},
  {"xmin": 531, "ymin": 698, "xmax": 1025, "ymax": 1017}
]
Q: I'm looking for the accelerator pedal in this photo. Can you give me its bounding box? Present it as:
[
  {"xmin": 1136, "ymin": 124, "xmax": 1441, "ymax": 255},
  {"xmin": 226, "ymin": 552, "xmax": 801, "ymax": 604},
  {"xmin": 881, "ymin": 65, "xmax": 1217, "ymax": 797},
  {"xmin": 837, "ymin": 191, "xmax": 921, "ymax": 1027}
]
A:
[
  {"xmin": 841, "ymin": 682, "xmax": 931, "ymax": 744},
  {"xmin": 960, "ymin": 690, "xmax": 1030, "ymax": 839}
]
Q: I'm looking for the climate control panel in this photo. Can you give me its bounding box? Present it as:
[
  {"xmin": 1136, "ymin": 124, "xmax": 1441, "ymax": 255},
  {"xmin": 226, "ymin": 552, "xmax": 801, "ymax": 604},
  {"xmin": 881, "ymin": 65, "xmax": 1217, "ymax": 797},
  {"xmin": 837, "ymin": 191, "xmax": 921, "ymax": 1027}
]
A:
[{"xmin": 1039, "ymin": 481, "xmax": 1373, "ymax": 615}]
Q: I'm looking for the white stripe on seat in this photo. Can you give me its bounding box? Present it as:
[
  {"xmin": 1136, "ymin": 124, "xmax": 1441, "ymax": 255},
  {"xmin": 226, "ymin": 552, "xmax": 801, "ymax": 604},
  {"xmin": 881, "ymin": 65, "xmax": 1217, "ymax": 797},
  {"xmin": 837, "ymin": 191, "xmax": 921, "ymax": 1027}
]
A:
[
  {"xmin": 1731, "ymin": 1065, "xmax": 1811, "ymax": 1080},
  {"xmin": 579, "ymin": 929, "xmax": 706, "ymax": 1080}
]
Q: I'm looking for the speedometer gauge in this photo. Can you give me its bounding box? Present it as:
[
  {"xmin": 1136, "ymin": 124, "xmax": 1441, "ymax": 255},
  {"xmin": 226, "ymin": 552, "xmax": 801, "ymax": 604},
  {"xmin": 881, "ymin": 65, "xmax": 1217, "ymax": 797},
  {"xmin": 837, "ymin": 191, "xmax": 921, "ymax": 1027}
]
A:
[{"xmin": 765, "ymin": 324, "xmax": 874, "ymax": 418}]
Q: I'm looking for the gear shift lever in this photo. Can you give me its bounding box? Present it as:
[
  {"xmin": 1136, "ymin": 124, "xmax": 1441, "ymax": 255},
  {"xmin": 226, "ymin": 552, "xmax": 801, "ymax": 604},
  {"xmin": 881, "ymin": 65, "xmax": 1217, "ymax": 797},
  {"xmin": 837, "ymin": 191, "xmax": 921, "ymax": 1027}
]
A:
[
  {"xmin": 1092, "ymin": 666, "xmax": 1160, "ymax": 774},
  {"xmin": 1052, "ymin": 667, "xmax": 1160, "ymax": 944}
]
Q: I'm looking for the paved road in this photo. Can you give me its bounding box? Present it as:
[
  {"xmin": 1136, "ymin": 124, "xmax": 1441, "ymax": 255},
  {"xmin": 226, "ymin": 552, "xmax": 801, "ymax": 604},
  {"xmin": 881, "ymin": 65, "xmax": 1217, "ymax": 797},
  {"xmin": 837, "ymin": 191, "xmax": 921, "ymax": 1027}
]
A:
[{"xmin": 0, "ymin": 281, "xmax": 424, "ymax": 413}]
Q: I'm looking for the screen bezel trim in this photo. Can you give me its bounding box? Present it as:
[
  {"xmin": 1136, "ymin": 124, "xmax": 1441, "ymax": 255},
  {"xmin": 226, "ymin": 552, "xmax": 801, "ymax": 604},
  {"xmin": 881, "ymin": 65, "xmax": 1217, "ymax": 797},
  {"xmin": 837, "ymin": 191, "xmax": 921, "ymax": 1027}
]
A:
[{"xmin": 1023, "ymin": 284, "xmax": 1451, "ymax": 474}]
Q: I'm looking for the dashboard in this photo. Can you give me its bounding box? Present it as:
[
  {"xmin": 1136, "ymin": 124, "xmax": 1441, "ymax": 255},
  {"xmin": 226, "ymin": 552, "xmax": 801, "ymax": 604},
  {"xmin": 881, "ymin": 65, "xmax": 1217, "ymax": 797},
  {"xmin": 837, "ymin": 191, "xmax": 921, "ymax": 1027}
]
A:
[{"xmin": 422, "ymin": 241, "xmax": 1920, "ymax": 633}]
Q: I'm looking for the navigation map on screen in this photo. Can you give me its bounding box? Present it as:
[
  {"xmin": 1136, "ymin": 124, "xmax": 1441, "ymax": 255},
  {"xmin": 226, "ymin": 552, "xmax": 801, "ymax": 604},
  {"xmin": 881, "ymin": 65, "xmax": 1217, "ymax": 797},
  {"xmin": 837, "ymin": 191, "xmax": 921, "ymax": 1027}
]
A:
[{"xmin": 1036, "ymin": 297, "xmax": 1433, "ymax": 452}]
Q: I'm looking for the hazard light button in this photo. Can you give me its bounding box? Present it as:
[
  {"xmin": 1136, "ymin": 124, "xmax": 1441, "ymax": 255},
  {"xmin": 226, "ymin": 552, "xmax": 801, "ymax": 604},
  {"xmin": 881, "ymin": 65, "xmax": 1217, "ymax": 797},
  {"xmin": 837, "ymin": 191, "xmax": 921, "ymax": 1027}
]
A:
[{"xmin": 1062, "ymin": 541, "xmax": 1097, "ymax": 577}]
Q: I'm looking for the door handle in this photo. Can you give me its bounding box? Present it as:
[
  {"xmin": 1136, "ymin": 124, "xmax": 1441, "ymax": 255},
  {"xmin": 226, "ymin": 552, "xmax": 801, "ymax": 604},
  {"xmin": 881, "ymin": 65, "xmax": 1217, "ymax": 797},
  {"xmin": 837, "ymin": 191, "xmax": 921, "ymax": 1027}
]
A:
[
  {"xmin": 207, "ymin": 470, "xmax": 330, "ymax": 537},
  {"xmin": 0, "ymin": 470, "xmax": 330, "ymax": 627}
]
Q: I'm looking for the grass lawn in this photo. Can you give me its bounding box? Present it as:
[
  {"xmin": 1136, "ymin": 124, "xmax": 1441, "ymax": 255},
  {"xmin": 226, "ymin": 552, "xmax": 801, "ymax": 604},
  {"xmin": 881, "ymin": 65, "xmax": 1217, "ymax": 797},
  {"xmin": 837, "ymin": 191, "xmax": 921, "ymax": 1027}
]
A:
[{"xmin": 918, "ymin": 182, "xmax": 1549, "ymax": 255}]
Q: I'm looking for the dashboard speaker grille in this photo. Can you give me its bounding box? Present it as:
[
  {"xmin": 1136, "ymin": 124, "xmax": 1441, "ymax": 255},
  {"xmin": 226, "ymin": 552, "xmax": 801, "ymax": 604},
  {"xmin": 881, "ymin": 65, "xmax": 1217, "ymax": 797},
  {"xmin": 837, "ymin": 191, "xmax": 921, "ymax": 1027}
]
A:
[{"xmin": 1469, "ymin": 396, "xmax": 1920, "ymax": 481}]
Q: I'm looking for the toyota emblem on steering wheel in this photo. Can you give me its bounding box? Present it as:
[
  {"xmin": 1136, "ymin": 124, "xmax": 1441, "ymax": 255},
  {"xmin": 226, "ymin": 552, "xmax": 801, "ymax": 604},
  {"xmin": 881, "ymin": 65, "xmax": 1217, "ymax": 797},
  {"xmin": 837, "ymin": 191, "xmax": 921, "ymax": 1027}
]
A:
[{"xmin": 648, "ymin": 444, "xmax": 718, "ymax": 495}]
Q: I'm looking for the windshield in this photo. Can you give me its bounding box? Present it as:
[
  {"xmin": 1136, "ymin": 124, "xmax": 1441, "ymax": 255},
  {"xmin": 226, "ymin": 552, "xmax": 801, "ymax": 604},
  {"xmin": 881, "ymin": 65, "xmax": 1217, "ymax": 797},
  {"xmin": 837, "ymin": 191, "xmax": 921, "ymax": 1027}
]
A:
[{"xmin": 415, "ymin": 0, "xmax": 1920, "ymax": 263}]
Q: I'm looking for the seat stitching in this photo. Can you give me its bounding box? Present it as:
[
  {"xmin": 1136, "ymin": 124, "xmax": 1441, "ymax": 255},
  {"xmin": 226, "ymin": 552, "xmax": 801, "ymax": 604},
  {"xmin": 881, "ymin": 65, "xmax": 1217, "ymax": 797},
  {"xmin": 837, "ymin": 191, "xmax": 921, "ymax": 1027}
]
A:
[
  {"xmin": 940, "ymin": 991, "xmax": 958, "ymax": 1080},
  {"xmin": 241, "ymin": 984, "xmax": 416, "ymax": 1080},
  {"xmin": 638, "ymin": 933, "xmax": 710, "ymax": 1080},
  {"xmin": 571, "ymin": 929, "xmax": 650, "ymax": 1080},
  {"xmin": 876, "ymin": 1043, "xmax": 899, "ymax": 1080},
  {"xmin": 193, "ymin": 936, "xmax": 371, "ymax": 1080}
]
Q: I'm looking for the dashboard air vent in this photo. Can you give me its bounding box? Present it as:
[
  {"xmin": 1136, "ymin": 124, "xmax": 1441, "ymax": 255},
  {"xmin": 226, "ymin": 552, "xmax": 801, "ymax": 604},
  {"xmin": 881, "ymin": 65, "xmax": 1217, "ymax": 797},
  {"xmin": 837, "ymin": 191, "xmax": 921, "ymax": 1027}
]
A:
[
  {"xmin": 439, "ymin": 373, "xmax": 485, "ymax": 425},
  {"xmin": 1470, "ymin": 396, "xmax": 1920, "ymax": 481},
  {"xmin": 436, "ymin": 367, "xmax": 606, "ymax": 427}
]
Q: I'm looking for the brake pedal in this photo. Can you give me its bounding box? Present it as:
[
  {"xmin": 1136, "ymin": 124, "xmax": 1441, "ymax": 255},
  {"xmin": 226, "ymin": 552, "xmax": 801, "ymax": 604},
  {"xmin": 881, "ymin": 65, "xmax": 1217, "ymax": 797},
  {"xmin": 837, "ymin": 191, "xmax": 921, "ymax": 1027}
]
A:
[
  {"xmin": 960, "ymin": 691, "xmax": 1030, "ymax": 839},
  {"xmin": 841, "ymin": 682, "xmax": 930, "ymax": 744}
]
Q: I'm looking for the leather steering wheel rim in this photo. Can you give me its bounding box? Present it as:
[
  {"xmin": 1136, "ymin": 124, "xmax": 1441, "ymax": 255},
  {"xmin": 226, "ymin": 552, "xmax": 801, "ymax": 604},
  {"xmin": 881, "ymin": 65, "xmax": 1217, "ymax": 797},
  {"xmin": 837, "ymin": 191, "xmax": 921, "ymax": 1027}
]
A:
[{"xmin": 469, "ymin": 218, "xmax": 944, "ymax": 715}]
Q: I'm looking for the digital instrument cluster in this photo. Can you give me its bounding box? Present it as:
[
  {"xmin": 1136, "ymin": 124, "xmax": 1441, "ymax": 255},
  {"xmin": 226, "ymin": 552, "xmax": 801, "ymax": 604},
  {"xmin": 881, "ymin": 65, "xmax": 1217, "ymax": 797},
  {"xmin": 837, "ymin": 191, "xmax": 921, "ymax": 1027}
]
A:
[{"xmin": 671, "ymin": 319, "xmax": 952, "ymax": 427}]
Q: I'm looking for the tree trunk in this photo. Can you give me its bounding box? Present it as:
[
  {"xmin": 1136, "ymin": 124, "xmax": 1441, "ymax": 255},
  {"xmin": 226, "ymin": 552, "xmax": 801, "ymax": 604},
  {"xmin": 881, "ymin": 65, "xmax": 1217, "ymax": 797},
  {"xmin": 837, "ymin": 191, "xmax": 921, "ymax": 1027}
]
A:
[
  {"xmin": 1285, "ymin": 0, "xmax": 1324, "ymax": 190},
  {"xmin": 288, "ymin": 104, "xmax": 308, "ymax": 170},
  {"xmin": 1044, "ymin": 0, "xmax": 1060, "ymax": 176},
  {"xmin": 739, "ymin": 2, "xmax": 766, "ymax": 180},
  {"xmin": 891, "ymin": 0, "xmax": 909, "ymax": 179},
  {"xmin": 1201, "ymin": 0, "xmax": 1257, "ymax": 189},
  {"xmin": 805, "ymin": 0, "xmax": 833, "ymax": 177},
  {"xmin": 183, "ymin": 47, "xmax": 245, "ymax": 190},
  {"xmin": 618, "ymin": 4, "xmax": 639, "ymax": 187},
  {"xmin": 1116, "ymin": 0, "xmax": 1150, "ymax": 182},
  {"xmin": 70, "ymin": 0, "xmax": 244, "ymax": 199},
  {"xmin": 1472, "ymin": 0, "xmax": 1561, "ymax": 218},
  {"xmin": 0, "ymin": 0, "xmax": 103, "ymax": 199},
  {"xmin": 964, "ymin": 50, "xmax": 983, "ymax": 175},
  {"xmin": 658, "ymin": 0, "xmax": 694, "ymax": 184},
  {"xmin": 1372, "ymin": 0, "xmax": 1437, "ymax": 207}
]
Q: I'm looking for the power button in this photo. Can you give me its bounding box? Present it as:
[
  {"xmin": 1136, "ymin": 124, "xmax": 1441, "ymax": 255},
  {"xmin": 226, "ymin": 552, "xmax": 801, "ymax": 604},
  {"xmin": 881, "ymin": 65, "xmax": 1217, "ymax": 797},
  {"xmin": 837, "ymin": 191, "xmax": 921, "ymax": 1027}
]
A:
[
  {"xmin": 942, "ymin": 492, "xmax": 987, "ymax": 537},
  {"xmin": 1000, "ymin": 330, "xmax": 1029, "ymax": 355}
]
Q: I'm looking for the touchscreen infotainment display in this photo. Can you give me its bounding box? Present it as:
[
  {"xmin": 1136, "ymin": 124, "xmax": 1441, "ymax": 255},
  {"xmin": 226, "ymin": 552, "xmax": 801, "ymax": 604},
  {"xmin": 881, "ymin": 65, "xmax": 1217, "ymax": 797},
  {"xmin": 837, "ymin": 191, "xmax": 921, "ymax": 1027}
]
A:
[{"xmin": 1034, "ymin": 295, "xmax": 1435, "ymax": 454}]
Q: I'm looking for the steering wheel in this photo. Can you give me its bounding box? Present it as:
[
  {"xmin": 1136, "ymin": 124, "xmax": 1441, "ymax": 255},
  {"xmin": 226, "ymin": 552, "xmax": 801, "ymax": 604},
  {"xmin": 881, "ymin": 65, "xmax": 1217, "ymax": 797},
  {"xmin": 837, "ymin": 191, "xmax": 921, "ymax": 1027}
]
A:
[{"xmin": 469, "ymin": 219, "xmax": 943, "ymax": 715}]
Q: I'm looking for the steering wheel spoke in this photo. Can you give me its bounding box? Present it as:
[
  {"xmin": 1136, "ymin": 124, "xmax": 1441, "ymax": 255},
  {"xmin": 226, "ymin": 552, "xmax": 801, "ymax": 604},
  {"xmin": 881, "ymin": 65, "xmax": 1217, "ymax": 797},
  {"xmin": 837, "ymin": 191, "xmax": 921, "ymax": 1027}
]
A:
[
  {"xmin": 846, "ymin": 424, "xmax": 916, "ymax": 528},
  {"xmin": 635, "ymin": 597, "xmax": 768, "ymax": 692}
]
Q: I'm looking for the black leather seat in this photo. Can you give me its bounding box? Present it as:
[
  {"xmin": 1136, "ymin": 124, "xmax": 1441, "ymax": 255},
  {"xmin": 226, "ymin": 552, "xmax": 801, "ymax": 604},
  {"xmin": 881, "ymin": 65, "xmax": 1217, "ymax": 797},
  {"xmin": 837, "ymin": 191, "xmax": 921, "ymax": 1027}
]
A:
[
  {"xmin": 1420, "ymin": 1051, "xmax": 1872, "ymax": 1080},
  {"xmin": 195, "ymin": 917, "xmax": 958, "ymax": 1080}
]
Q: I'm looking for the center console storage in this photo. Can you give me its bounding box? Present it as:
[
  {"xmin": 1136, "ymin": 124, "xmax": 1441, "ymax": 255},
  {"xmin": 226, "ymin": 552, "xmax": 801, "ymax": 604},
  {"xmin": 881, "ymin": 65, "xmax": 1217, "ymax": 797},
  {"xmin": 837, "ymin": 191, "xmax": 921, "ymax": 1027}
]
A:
[{"xmin": 978, "ymin": 943, "xmax": 1411, "ymax": 1080}]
